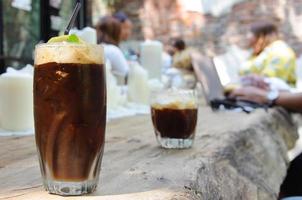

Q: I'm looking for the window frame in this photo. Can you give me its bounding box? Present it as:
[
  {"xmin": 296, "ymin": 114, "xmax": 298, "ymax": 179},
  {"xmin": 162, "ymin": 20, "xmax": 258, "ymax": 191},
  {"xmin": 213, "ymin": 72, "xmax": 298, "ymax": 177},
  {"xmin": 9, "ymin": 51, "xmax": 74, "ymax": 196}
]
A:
[
  {"xmin": 0, "ymin": 0, "xmax": 90, "ymax": 73},
  {"xmin": 0, "ymin": 0, "xmax": 5, "ymax": 73}
]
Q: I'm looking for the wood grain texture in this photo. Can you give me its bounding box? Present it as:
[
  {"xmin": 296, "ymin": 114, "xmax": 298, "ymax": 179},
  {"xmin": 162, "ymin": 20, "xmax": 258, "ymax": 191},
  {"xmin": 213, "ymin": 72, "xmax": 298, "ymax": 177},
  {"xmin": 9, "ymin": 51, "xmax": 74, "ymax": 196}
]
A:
[{"xmin": 0, "ymin": 107, "xmax": 298, "ymax": 199}]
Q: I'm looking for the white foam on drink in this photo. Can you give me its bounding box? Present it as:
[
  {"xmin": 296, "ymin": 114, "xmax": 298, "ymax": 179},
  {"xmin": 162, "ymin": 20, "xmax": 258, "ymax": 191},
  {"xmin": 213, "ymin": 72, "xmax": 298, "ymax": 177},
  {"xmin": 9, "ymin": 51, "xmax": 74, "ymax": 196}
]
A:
[
  {"xmin": 35, "ymin": 42, "xmax": 104, "ymax": 66},
  {"xmin": 151, "ymin": 90, "xmax": 197, "ymax": 110}
]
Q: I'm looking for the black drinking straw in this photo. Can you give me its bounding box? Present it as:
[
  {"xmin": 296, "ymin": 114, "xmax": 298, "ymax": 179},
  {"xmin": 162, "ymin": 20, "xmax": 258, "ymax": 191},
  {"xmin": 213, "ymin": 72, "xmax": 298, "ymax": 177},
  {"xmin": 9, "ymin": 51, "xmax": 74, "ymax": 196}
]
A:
[{"xmin": 64, "ymin": 2, "xmax": 82, "ymax": 35}]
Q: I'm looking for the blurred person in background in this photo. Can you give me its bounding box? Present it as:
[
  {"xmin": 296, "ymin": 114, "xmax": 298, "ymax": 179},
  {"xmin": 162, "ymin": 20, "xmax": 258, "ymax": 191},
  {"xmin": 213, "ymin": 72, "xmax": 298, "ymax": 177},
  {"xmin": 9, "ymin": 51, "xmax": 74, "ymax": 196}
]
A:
[
  {"xmin": 231, "ymin": 22, "xmax": 301, "ymax": 195},
  {"xmin": 172, "ymin": 38, "xmax": 193, "ymax": 70},
  {"xmin": 113, "ymin": 11, "xmax": 133, "ymax": 42},
  {"xmin": 113, "ymin": 11, "xmax": 137, "ymax": 60},
  {"xmin": 171, "ymin": 38, "xmax": 197, "ymax": 89},
  {"xmin": 96, "ymin": 16, "xmax": 129, "ymax": 80},
  {"xmin": 240, "ymin": 21, "xmax": 297, "ymax": 86}
]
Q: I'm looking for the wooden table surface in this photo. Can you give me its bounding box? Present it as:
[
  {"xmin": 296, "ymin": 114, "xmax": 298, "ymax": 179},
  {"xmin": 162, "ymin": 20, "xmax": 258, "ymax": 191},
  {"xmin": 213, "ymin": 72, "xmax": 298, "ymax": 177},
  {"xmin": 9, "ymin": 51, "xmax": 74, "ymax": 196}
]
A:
[{"xmin": 0, "ymin": 107, "xmax": 298, "ymax": 200}]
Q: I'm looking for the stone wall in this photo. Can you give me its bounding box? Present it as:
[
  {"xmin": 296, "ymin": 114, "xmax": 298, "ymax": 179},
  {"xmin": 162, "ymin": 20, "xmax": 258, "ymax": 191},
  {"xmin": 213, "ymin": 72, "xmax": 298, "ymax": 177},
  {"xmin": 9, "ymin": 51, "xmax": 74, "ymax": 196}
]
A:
[{"xmin": 112, "ymin": 0, "xmax": 302, "ymax": 56}]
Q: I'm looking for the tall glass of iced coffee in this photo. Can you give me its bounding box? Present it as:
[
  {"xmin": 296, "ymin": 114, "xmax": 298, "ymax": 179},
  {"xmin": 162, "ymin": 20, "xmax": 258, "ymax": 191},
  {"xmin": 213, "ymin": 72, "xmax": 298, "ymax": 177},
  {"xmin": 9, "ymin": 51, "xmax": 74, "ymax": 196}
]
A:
[
  {"xmin": 34, "ymin": 37, "xmax": 106, "ymax": 195},
  {"xmin": 151, "ymin": 89, "xmax": 198, "ymax": 149}
]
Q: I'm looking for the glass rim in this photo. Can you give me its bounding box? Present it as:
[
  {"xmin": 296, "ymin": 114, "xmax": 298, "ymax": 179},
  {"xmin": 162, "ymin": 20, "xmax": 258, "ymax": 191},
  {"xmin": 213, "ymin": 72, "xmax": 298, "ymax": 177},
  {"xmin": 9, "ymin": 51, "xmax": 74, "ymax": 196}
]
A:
[
  {"xmin": 35, "ymin": 42, "xmax": 102, "ymax": 49},
  {"xmin": 151, "ymin": 88, "xmax": 197, "ymax": 95}
]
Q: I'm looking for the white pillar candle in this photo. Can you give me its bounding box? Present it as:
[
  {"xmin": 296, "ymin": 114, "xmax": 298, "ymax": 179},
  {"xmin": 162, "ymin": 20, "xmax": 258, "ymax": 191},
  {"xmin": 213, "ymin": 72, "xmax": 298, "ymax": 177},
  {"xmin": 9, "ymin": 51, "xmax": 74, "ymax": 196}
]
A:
[
  {"xmin": 128, "ymin": 62, "xmax": 150, "ymax": 104},
  {"xmin": 0, "ymin": 74, "xmax": 34, "ymax": 131},
  {"xmin": 106, "ymin": 60, "xmax": 123, "ymax": 109},
  {"xmin": 140, "ymin": 40, "xmax": 163, "ymax": 80}
]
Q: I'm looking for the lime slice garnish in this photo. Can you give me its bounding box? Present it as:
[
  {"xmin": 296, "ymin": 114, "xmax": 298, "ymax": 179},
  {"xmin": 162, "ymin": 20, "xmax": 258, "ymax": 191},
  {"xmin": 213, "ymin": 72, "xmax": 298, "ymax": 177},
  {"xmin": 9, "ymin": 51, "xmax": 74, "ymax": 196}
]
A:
[
  {"xmin": 47, "ymin": 34, "xmax": 83, "ymax": 44},
  {"xmin": 67, "ymin": 34, "xmax": 80, "ymax": 43},
  {"xmin": 47, "ymin": 35, "xmax": 69, "ymax": 43}
]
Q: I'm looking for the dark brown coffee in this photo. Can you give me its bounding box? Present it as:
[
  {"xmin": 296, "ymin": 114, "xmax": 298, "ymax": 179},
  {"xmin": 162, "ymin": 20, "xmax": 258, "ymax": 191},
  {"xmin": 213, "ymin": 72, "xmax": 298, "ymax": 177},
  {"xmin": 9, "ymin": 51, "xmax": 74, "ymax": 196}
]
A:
[
  {"xmin": 34, "ymin": 62, "xmax": 106, "ymax": 181},
  {"xmin": 151, "ymin": 107, "xmax": 197, "ymax": 139}
]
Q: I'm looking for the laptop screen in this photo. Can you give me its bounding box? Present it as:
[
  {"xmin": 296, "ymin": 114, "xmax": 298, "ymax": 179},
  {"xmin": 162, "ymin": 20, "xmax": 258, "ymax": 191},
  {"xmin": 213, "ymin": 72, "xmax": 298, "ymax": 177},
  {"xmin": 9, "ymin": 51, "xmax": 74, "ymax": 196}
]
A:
[{"xmin": 191, "ymin": 52, "xmax": 225, "ymax": 103}]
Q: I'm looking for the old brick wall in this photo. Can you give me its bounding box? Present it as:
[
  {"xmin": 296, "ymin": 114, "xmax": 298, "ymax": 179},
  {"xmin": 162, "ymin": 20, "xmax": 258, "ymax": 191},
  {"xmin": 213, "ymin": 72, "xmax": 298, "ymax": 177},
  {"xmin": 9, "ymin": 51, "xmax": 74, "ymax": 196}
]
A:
[{"xmin": 112, "ymin": 0, "xmax": 302, "ymax": 56}]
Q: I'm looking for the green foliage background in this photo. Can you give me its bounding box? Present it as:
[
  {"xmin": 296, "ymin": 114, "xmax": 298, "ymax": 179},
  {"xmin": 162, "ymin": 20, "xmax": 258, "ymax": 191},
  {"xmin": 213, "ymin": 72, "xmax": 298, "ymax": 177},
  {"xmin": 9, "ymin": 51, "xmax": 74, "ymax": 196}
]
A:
[{"xmin": 3, "ymin": 0, "xmax": 40, "ymax": 67}]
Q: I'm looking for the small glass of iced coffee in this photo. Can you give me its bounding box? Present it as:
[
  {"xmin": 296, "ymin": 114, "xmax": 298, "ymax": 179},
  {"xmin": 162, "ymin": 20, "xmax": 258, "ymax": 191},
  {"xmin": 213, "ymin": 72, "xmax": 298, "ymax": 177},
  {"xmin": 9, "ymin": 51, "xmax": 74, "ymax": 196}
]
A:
[{"xmin": 150, "ymin": 89, "xmax": 198, "ymax": 149}]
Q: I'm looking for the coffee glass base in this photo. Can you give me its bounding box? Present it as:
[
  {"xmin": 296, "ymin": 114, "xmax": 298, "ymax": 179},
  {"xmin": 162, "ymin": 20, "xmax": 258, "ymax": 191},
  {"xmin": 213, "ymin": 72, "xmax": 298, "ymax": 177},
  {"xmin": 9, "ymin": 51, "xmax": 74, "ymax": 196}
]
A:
[
  {"xmin": 43, "ymin": 179, "xmax": 98, "ymax": 196},
  {"xmin": 156, "ymin": 136, "xmax": 194, "ymax": 149}
]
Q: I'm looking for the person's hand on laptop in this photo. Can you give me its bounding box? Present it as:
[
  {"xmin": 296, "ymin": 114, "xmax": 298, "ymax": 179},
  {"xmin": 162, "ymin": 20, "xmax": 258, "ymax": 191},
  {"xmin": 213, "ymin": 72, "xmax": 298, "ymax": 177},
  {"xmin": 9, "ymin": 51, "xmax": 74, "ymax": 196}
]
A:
[
  {"xmin": 240, "ymin": 74, "xmax": 270, "ymax": 90},
  {"xmin": 230, "ymin": 86, "xmax": 269, "ymax": 104}
]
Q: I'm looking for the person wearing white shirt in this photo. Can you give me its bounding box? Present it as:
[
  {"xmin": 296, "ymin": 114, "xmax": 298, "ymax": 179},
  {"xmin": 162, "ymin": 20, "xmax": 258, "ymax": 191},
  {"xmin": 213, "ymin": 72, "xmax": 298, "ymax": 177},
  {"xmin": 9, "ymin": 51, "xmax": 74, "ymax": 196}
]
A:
[
  {"xmin": 102, "ymin": 43, "xmax": 128, "ymax": 78},
  {"xmin": 96, "ymin": 16, "xmax": 129, "ymax": 80}
]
